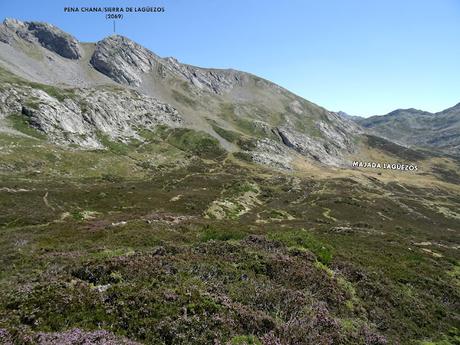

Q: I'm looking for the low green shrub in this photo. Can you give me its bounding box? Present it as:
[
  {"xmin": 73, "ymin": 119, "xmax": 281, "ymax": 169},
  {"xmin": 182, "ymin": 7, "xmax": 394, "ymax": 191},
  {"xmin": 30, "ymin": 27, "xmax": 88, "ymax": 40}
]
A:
[
  {"xmin": 268, "ymin": 229, "xmax": 333, "ymax": 265},
  {"xmin": 199, "ymin": 225, "xmax": 246, "ymax": 242}
]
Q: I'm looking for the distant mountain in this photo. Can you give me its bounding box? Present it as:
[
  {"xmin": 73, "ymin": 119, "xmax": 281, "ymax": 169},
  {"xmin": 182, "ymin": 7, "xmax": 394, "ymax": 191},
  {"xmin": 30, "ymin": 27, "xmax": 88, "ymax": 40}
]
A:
[
  {"xmin": 0, "ymin": 18, "xmax": 362, "ymax": 169},
  {"xmin": 355, "ymin": 105, "xmax": 460, "ymax": 156}
]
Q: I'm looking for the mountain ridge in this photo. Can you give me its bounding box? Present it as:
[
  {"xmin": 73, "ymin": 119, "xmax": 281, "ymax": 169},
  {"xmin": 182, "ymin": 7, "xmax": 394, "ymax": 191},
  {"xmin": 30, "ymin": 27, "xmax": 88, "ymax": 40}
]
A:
[
  {"xmin": 0, "ymin": 18, "xmax": 363, "ymax": 169},
  {"xmin": 356, "ymin": 103, "xmax": 460, "ymax": 156}
]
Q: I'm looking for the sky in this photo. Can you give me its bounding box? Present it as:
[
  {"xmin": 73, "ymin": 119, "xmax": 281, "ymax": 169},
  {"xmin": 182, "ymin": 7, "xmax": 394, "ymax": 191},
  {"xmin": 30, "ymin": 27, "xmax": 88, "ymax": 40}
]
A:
[{"xmin": 1, "ymin": 0, "xmax": 459, "ymax": 117}]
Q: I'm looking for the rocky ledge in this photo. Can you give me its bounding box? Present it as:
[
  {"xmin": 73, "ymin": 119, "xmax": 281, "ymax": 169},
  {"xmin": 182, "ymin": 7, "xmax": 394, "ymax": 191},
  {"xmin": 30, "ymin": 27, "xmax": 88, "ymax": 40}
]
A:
[{"xmin": 0, "ymin": 84, "xmax": 183, "ymax": 148}]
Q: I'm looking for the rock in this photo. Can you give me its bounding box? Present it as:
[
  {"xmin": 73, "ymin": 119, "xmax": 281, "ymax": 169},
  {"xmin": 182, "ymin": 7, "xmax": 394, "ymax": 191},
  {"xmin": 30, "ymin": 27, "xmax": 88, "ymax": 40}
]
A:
[
  {"xmin": 90, "ymin": 35, "xmax": 156, "ymax": 86},
  {"xmin": 0, "ymin": 19, "xmax": 82, "ymax": 59},
  {"xmin": 27, "ymin": 22, "xmax": 82, "ymax": 59},
  {"xmin": 94, "ymin": 284, "xmax": 111, "ymax": 292},
  {"xmin": 111, "ymin": 221, "xmax": 127, "ymax": 227},
  {"xmin": 0, "ymin": 18, "xmax": 26, "ymax": 43},
  {"xmin": 162, "ymin": 57, "xmax": 248, "ymax": 94},
  {"xmin": 90, "ymin": 35, "xmax": 249, "ymax": 94},
  {"xmin": 277, "ymin": 116, "xmax": 357, "ymax": 167},
  {"xmin": 247, "ymin": 138, "xmax": 293, "ymax": 170},
  {"xmin": 329, "ymin": 226, "xmax": 354, "ymax": 234},
  {"xmin": 0, "ymin": 84, "xmax": 183, "ymax": 148},
  {"xmin": 288, "ymin": 100, "xmax": 304, "ymax": 115}
]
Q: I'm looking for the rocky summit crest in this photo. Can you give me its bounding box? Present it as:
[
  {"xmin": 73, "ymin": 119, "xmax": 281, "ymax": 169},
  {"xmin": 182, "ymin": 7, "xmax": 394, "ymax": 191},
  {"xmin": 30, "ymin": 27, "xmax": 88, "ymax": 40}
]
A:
[{"xmin": 90, "ymin": 35, "xmax": 157, "ymax": 86}]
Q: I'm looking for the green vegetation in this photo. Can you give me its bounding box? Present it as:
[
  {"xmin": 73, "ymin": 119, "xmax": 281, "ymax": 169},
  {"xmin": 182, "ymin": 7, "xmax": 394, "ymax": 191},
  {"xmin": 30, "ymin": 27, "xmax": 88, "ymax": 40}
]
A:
[
  {"xmin": 0, "ymin": 65, "xmax": 76, "ymax": 102},
  {"xmin": 268, "ymin": 229, "xmax": 333, "ymax": 265},
  {"xmin": 0, "ymin": 65, "xmax": 24, "ymax": 84},
  {"xmin": 0, "ymin": 129, "xmax": 459, "ymax": 344},
  {"xmin": 231, "ymin": 335, "xmax": 262, "ymax": 345},
  {"xmin": 210, "ymin": 123, "xmax": 242, "ymax": 143},
  {"xmin": 199, "ymin": 225, "xmax": 246, "ymax": 242},
  {"xmin": 166, "ymin": 128, "xmax": 226, "ymax": 159},
  {"xmin": 0, "ymin": 27, "xmax": 459, "ymax": 344},
  {"xmin": 7, "ymin": 113, "xmax": 46, "ymax": 139},
  {"xmin": 218, "ymin": 103, "xmax": 276, "ymax": 139},
  {"xmin": 171, "ymin": 89, "xmax": 197, "ymax": 108},
  {"xmin": 96, "ymin": 132, "xmax": 134, "ymax": 155},
  {"xmin": 366, "ymin": 134, "xmax": 427, "ymax": 161},
  {"xmin": 24, "ymin": 97, "xmax": 40, "ymax": 110},
  {"xmin": 420, "ymin": 328, "xmax": 460, "ymax": 344},
  {"xmin": 27, "ymin": 82, "xmax": 76, "ymax": 102},
  {"xmin": 224, "ymin": 180, "xmax": 258, "ymax": 196}
]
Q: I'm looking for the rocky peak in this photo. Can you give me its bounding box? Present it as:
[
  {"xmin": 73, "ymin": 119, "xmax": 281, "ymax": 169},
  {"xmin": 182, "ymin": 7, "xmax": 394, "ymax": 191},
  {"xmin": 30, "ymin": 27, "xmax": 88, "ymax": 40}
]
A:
[
  {"xmin": 90, "ymin": 35, "xmax": 158, "ymax": 86},
  {"xmin": 89, "ymin": 34, "xmax": 247, "ymax": 94},
  {"xmin": 0, "ymin": 18, "xmax": 82, "ymax": 59},
  {"xmin": 2, "ymin": 18, "xmax": 27, "ymax": 32},
  {"xmin": 0, "ymin": 18, "xmax": 27, "ymax": 43},
  {"xmin": 27, "ymin": 21, "xmax": 82, "ymax": 59}
]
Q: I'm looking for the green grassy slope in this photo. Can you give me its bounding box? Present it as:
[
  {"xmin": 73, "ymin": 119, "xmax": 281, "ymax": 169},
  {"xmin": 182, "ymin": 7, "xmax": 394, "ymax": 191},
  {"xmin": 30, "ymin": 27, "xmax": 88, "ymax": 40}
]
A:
[{"xmin": 0, "ymin": 130, "xmax": 459, "ymax": 344}]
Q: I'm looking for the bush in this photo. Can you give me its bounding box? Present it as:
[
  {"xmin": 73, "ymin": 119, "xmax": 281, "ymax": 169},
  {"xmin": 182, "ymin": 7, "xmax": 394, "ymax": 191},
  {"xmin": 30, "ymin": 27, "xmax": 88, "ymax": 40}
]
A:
[
  {"xmin": 231, "ymin": 335, "xmax": 262, "ymax": 345},
  {"xmin": 8, "ymin": 113, "xmax": 46, "ymax": 140},
  {"xmin": 167, "ymin": 128, "xmax": 226, "ymax": 159},
  {"xmin": 199, "ymin": 225, "xmax": 246, "ymax": 242},
  {"xmin": 211, "ymin": 124, "xmax": 241, "ymax": 143},
  {"xmin": 268, "ymin": 229, "xmax": 333, "ymax": 265}
]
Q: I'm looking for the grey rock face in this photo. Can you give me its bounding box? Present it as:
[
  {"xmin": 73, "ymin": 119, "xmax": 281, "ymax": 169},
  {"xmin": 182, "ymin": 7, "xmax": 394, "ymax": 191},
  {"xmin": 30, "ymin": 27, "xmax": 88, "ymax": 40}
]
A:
[
  {"xmin": 27, "ymin": 22, "xmax": 82, "ymax": 59},
  {"xmin": 0, "ymin": 19, "xmax": 82, "ymax": 59},
  {"xmin": 89, "ymin": 35, "xmax": 247, "ymax": 94},
  {"xmin": 0, "ymin": 84, "xmax": 183, "ymax": 148},
  {"xmin": 277, "ymin": 126, "xmax": 338, "ymax": 165},
  {"xmin": 0, "ymin": 18, "xmax": 25, "ymax": 44},
  {"xmin": 246, "ymin": 138, "xmax": 293, "ymax": 170},
  {"xmin": 163, "ymin": 57, "xmax": 247, "ymax": 94},
  {"xmin": 236, "ymin": 110, "xmax": 360, "ymax": 168},
  {"xmin": 276, "ymin": 111, "xmax": 359, "ymax": 166},
  {"xmin": 90, "ymin": 35, "xmax": 156, "ymax": 86},
  {"xmin": 0, "ymin": 86, "xmax": 22, "ymax": 118}
]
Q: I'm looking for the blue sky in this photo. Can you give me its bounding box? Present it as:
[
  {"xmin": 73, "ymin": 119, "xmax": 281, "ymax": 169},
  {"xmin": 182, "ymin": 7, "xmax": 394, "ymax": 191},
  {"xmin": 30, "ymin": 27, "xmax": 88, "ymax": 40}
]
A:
[{"xmin": 1, "ymin": 0, "xmax": 459, "ymax": 117}]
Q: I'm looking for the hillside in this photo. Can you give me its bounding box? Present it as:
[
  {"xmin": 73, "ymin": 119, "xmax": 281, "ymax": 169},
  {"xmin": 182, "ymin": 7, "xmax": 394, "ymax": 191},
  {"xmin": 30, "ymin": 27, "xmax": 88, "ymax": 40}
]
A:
[{"xmin": 0, "ymin": 18, "xmax": 362, "ymax": 168}]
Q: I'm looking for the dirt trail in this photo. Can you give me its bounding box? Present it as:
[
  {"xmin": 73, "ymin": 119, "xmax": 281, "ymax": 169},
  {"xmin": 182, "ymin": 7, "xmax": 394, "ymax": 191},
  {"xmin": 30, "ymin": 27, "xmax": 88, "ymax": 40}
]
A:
[
  {"xmin": 309, "ymin": 182, "xmax": 337, "ymax": 223},
  {"xmin": 43, "ymin": 191, "xmax": 55, "ymax": 211},
  {"xmin": 322, "ymin": 208, "xmax": 337, "ymax": 222}
]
